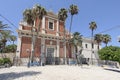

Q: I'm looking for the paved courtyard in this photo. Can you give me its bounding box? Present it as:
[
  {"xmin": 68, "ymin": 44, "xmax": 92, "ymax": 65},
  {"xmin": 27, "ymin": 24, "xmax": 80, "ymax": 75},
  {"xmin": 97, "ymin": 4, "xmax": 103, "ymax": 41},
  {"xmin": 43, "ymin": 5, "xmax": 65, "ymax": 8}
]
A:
[{"xmin": 0, "ymin": 65, "xmax": 120, "ymax": 80}]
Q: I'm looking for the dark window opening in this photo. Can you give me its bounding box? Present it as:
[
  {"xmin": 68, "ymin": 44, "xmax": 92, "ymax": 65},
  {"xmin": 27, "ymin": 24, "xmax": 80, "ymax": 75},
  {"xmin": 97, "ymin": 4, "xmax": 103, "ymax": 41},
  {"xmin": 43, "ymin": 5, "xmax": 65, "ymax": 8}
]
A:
[{"xmin": 49, "ymin": 22, "xmax": 53, "ymax": 30}]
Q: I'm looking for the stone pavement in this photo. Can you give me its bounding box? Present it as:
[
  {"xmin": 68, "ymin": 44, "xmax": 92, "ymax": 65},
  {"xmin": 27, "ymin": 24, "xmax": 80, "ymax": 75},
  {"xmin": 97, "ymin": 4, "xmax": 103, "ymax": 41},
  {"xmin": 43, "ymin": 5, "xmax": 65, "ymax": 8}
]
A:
[
  {"xmin": 0, "ymin": 66, "xmax": 41, "ymax": 80},
  {"xmin": 0, "ymin": 65, "xmax": 120, "ymax": 80}
]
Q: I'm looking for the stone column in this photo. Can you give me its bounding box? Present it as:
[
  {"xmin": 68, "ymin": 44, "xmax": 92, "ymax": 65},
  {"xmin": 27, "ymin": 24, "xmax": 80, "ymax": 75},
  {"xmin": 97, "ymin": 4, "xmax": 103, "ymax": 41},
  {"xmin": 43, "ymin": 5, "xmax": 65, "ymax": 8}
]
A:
[
  {"xmin": 16, "ymin": 24, "xmax": 22, "ymax": 57},
  {"xmin": 56, "ymin": 20, "xmax": 59, "ymax": 36},
  {"xmin": 42, "ymin": 16, "xmax": 45, "ymax": 34},
  {"xmin": 56, "ymin": 40, "xmax": 59, "ymax": 57},
  {"xmin": 41, "ymin": 38, "xmax": 45, "ymax": 54},
  {"xmin": 64, "ymin": 41, "xmax": 67, "ymax": 64},
  {"xmin": 16, "ymin": 36, "xmax": 21, "ymax": 57}
]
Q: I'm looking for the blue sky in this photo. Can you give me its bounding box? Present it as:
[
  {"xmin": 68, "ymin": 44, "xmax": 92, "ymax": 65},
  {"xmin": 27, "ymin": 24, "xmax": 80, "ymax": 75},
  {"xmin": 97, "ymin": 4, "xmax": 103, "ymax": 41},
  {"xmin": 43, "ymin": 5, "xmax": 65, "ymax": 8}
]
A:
[{"xmin": 0, "ymin": 0, "xmax": 120, "ymax": 47}]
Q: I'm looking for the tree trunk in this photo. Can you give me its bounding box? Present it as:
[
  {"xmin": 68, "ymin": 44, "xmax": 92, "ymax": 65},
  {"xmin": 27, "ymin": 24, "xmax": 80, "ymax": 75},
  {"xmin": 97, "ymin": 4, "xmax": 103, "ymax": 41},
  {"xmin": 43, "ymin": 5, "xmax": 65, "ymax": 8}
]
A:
[
  {"xmin": 13, "ymin": 41, "xmax": 15, "ymax": 53},
  {"xmin": 37, "ymin": 19, "xmax": 42, "ymax": 63},
  {"xmin": 31, "ymin": 33, "xmax": 36, "ymax": 63},
  {"xmin": 98, "ymin": 43, "xmax": 99, "ymax": 50},
  {"xmin": 68, "ymin": 15, "xmax": 73, "ymax": 61},
  {"xmin": 75, "ymin": 45, "xmax": 78, "ymax": 65},
  {"xmin": 75, "ymin": 45, "xmax": 78, "ymax": 53},
  {"xmin": 91, "ymin": 30, "xmax": 94, "ymax": 48},
  {"xmin": 3, "ymin": 40, "xmax": 7, "ymax": 49},
  {"xmin": 69, "ymin": 15, "xmax": 73, "ymax": 34},
  {"xmin": 63, "ymin": 22, "xmax": 67, "ymax": 64},
  {"xmin": 91, "ymin": 29, "xmax": 94, "ymax": 65},
  {"xmin": 31, "ymin": 20, "xmax": 36, "ymax": 63}
]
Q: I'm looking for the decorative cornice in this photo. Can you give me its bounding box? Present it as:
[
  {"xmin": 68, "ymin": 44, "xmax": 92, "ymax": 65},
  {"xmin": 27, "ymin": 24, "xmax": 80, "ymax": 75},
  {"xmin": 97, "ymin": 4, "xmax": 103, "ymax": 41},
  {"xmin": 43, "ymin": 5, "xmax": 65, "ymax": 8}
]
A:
[
  {"xmin": 82, "ymin": 37, "xmax": 97, "ymax": 44},
  {"xmin": 16, "ymin": 29, "xmax": 69, "ymax": 41},
  {"xmin": 47, "ymin": 11, "xmax": 58, "ymax": 19}
]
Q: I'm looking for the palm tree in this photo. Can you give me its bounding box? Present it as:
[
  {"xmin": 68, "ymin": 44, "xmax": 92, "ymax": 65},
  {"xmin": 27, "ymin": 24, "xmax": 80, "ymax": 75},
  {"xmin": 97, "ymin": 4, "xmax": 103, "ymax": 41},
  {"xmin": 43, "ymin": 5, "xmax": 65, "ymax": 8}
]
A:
[
  {"xmin": 32, "ymin": 4, "xmax": 47, "ymax": 34},
  {"xmin": 23, "ymin": 4, "xmax": 47, "ymax": 64},
  {"xmin": 58, "ymin": 8, "xmax": 68, "ymax": 38},
  {"xmin": 32, "ymin": 4, "xmax": 47, "ymax": 45},
  {"xmin": 70, "ymin": 32, "xmax": 82, "ymax": 64},
  {"xmin": 69, "ymin": 4, "xmax": 78, "ymax": 33},
  {"xmin": 58, "ymin": 8, "xmax": 68, "ymax": 64},
  {"xmin": 58, "ymin": 8, "xmax": 68, "ymax": 22},
  {"xmin": 89, "ymin": 21, "xmax": 97, "ymax": 41},
  {"xmin": 10, "ymin": 35, "xmax": 17, "ymax": 53},
  {"xmin": 23, "ymin": 9, "xmax": 34, "ymax": 26},
  {"xmin": 0, "ymin": 21, "xmax": 8, "ymax": 54},
  {"xmin": 0, "ymin": 30, "xmax": 11, "ymax": 49},
  {"xmin": 89, "ymin": 21, "xmax": 97, "ymax": 64},
  {"xmin": 103, "ymin": 34, "xmax": 111, "ymax": 47},
  {"xmin": 0, "ymin": 21, "xmax": 8, "ymax": 31},
  {"xmin": 68, "ymin": 4, "xmax": 79, "ymax": 59},
  {"xmin": 94, "ymin": 34, "xmax": 103, "ymax": 50},
  {"xmin": 32, "ymin": 4, "xmax": 47, "ymax": 63},
  {"xmin": 23, "ymin": 8, "xmax": 34, "ymax": 64},
  {"xmin": 10, "ymin": 35, "xmax": 17, "ymax": 45}
]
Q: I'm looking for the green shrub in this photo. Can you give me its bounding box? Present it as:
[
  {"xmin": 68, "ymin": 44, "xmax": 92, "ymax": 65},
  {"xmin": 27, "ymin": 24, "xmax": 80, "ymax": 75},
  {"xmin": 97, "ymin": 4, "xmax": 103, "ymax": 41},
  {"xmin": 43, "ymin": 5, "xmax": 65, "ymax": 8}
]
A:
[
  {"xmin": 0, "ymin": 59, "xmax": 4, "ymax": 65},
  {"xmin": 98, "ymin": 46, "xmax": 120, "ymax": 63},
  {"xmin": 3, "ymin": 58, "xmax": 11, "ymax": 64}
]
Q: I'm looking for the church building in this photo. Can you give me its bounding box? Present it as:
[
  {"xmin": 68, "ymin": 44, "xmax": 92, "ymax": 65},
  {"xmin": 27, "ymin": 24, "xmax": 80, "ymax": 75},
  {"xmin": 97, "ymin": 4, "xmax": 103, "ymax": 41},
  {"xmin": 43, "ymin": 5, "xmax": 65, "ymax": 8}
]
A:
[{"xmin": 16, "ymin": 11, "xmax": 100, "ymax": 65}]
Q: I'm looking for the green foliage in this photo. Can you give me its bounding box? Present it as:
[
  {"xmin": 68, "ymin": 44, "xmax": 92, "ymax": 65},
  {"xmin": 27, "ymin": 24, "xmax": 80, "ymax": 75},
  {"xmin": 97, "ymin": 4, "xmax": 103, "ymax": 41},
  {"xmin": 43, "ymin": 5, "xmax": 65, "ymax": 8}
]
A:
[
  {"xmin": 69, "ymin": 4, "xmax": 79, "ymax": 33},
  {"xmin": 0, "ymin": 30, "xmax": 17, "ymax": 49},
  {"xmin": 0, "ymin": 58, "xmax": 11, "ymax": 65},
  {"xmin": 69, "ymin": 4, "xmax": 78, "ymax": 15},
  {"xmin": 0, "ymin": 21, "xmax": 8, "ymax": 30},
  {"xmin": 0, "ymin": 42, "xmax": 3, "ymax": 49},
  {"xmin": 98, "ymin": 46, "xmax": 120, "ymax": 63},
  {"xmin": 89, "ymin": 21, "xmax": 97, "ymax": 31},
  {"xmin": 3, "ymin": 58, "xmax": 11, "ymax": 64},
  {"xmin": 1, "ymin": 44, "xmax": 17, "ymax": 53},
  {"xmin": 70, "ymin": 32, "xmax": 82, "ymax": 53},
  {"xmin": 0, "ymin": 59, "xmax": 4, "ymax": 65},
  {"xmin": 58, "ymin": 8, "xmax": 68, "ymax": 22},
  {"xmin": 94, "ymin": 34, "xmax": 103, "ymax": 43},
  {"xmin": 102, "ymin": 34, "xmax": 111, "ymax": 47}
]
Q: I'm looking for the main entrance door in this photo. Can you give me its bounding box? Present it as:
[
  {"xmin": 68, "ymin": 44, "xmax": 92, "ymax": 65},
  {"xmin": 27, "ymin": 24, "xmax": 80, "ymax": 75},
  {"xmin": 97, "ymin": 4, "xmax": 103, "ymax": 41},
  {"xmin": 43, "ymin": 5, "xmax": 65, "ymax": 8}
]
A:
[{"xmin": 46, "ymin": 48, "xmax": 54, "ymax": 64}]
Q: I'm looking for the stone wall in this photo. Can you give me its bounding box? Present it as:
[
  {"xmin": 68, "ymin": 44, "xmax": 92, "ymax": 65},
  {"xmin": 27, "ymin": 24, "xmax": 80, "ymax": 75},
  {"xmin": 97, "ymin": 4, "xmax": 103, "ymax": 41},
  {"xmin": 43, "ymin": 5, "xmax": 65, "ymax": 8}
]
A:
[{"xmin": 0, "ymin": 53, "xmax": 15, "ymax": 62}]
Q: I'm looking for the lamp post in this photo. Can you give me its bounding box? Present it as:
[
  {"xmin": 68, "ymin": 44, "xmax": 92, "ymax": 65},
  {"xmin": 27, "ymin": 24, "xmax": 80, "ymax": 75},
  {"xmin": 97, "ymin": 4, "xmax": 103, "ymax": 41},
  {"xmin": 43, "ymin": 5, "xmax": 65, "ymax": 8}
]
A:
[{"xmin": 26, "ymin": 49, "xmax": 30, "ymax": 68}]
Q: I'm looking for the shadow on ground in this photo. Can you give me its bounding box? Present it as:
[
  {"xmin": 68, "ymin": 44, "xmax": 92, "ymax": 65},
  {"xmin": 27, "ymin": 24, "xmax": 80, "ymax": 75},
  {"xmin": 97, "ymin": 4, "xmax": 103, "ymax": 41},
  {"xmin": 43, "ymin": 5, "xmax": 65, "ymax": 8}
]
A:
[
  {"xmin": 0, "ymin": 71, "xmax": 41, "ymax": 80},
  {"xmin": 104, "ymin": 68, "xmax": 120, "ymax": 73}
]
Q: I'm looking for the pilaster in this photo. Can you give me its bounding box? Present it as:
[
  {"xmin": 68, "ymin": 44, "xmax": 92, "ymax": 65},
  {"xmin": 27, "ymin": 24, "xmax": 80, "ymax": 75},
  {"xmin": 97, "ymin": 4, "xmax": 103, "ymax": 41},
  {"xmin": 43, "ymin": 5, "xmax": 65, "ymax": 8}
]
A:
[
  {"xmin": 16, "ymin": 37, "xmax": 21, "ymax": 57},
  {"xmin": 56, "ymin": 20, "xmax": 59, "ymax": 36},
  {"xmin": 41, "ymin": 38, "xmax": 45, "ymax": 54},
  {"xmin": 42, "ymin": 16, "xmax": 45, "ymax": 34},
  {"xmin": 56, "ymin": 40, "xmax": 59, "ymax": 57}
]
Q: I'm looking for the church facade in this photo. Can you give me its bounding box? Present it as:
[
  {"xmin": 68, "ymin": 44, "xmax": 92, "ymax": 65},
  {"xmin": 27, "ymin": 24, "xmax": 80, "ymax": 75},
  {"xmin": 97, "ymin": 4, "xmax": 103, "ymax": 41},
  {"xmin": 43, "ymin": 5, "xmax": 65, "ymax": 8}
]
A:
[{"xmin": 16, "ymin": 11, "xmax": 100, "ymax": 65}]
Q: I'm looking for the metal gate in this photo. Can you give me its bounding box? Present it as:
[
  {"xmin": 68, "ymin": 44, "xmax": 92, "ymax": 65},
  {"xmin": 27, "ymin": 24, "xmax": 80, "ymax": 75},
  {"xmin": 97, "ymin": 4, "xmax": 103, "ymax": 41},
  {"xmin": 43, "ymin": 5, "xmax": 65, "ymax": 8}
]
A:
[{"xmin": 46, "ymin": 48, "xmax": 54, "ymax": 64}]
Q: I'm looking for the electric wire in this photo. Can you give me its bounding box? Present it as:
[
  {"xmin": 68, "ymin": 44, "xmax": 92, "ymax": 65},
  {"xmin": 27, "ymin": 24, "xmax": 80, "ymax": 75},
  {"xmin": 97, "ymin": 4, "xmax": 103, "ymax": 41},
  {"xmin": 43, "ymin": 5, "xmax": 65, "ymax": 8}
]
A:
[
  {"xmin": 0, "ymin": 13, "xmax": 120, "ymax": 37},
  {"xmin": 86, "ymin": 25, "xmax": 120, "ymax": 38},
  {"xmin": 0, "ymin": 13, "xmax": 18, "ymax": 29},
  {"xmin": 98, "ymin": 25, "xmax": 120, "ymax": 34}
]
